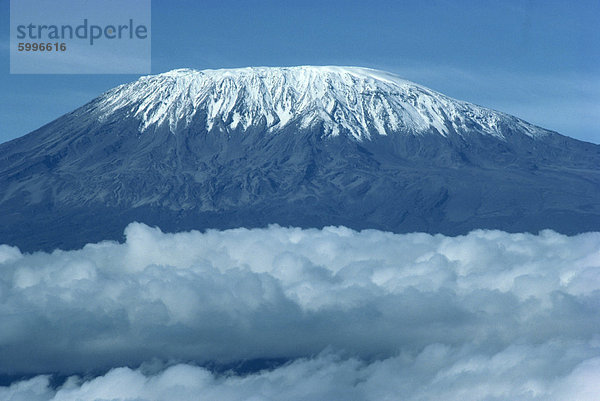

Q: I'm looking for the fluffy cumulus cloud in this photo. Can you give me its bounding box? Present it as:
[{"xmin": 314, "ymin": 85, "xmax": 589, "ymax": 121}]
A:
[{"xmin": 0, "ymin": 223, "xmax": 599, "ymax": 400}]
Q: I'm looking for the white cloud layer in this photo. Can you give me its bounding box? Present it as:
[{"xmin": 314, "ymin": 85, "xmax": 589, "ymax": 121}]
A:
[{"xmin": 1, "ymin": 223, "xmax": 599, "ymax": 400}]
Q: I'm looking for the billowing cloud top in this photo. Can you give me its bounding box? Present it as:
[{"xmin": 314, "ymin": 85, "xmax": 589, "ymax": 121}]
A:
[{"xmin": 0, "ymin": 223, "xmax": 599, "ymax": 400}]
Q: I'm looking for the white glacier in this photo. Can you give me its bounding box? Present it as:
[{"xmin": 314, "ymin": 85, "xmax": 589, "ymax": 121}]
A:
[{"xmin": 94, "ymin": 66, "xmax": 549, "ymax": 140}]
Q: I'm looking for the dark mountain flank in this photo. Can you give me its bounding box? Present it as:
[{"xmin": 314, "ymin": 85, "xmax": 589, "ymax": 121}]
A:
[{"xmin": 1, "ymin": 66, "xmax": 599, "ymax": 251}]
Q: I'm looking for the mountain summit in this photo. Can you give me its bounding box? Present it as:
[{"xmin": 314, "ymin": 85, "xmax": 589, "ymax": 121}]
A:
[
  {"xmin": 1, "ymin": 66, "xmax": 599, "ymax": 251},
  {"xmin": 93, "ymin": 66, "xmax": 545, "ymax": 140}
]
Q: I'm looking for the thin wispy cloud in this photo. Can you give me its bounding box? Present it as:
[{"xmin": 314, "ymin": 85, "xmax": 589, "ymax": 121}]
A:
[{"xmin": 383, "ymin": 64, "xmax": 600, "ymax": 142}]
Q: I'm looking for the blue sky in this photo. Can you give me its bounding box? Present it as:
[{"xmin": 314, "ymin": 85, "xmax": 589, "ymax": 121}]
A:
[{"xmin": 1, "ymin": 0, "xmax": 599, "ymax": 143}]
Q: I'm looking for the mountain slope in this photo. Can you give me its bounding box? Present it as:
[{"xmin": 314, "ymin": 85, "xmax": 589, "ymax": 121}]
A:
[
  {"xmin": 92, "ymin": 67, "xmax": 546, "ymax": 140},
  {"xmin": 1, "ymin": 66, "xmax": 599, "ymax": 252}
]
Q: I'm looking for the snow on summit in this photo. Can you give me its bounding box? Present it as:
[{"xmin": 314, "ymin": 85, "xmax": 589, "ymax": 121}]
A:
[{"xmin": 94, "ymin": 66, "xmax": 546, "ymax": 140}]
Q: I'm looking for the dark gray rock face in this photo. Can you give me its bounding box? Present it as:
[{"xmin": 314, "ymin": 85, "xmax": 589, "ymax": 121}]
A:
[{"xmin": 1, "ymin": 67, "xmax": 599, "ymax": 252}]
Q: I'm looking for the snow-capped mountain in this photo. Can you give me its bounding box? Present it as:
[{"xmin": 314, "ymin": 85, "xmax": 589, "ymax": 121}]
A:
[
  {"xmin": 93, "ymin": 66, "xmax": 543, "ymax": 140},
  {"xmin": 1, "ymin": 66, "xmax": 599, "ymax": 251}
]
